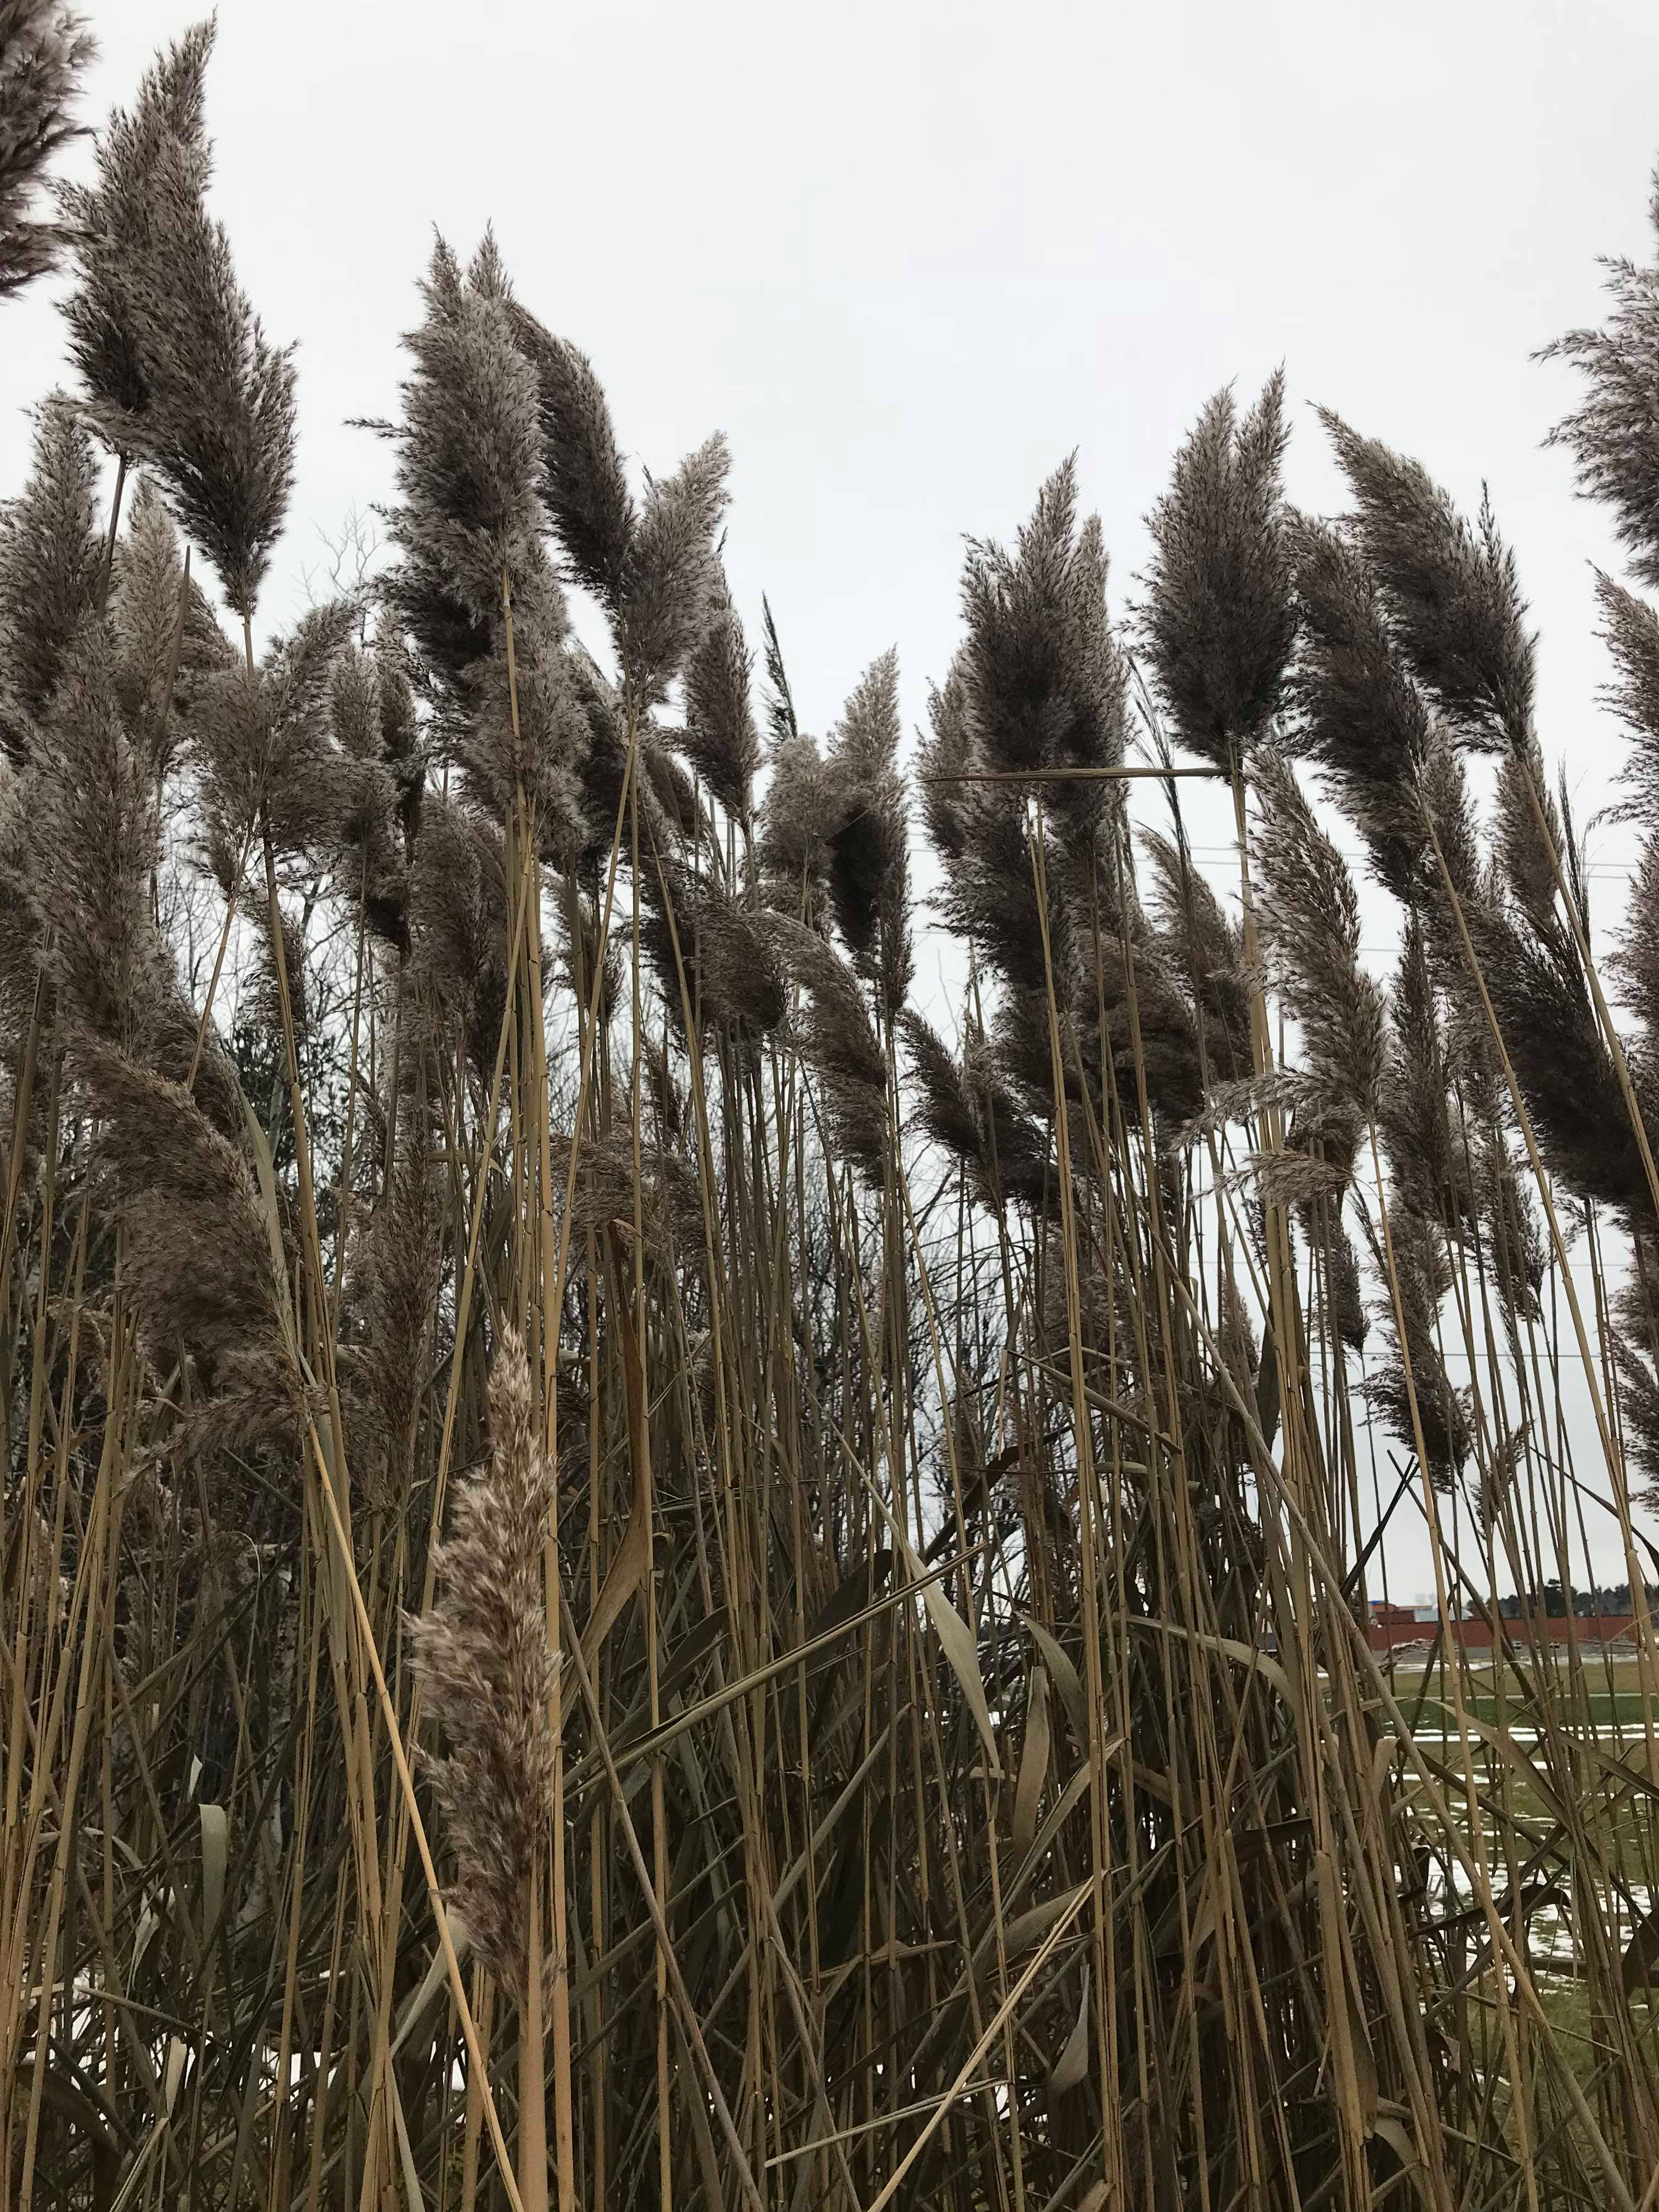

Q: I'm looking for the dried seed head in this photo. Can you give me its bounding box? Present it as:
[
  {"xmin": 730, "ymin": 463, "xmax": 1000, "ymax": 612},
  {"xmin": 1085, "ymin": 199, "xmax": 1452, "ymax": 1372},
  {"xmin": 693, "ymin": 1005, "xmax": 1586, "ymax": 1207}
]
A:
[
  {"xmin": 776, "ymin": 917, "xmax": 889, "ymax": 1184},
  {"xmin": 27, "ymin": 619, "xmax": 163, "ymax": 1055},
  {"xmin": 1361, "ymin": 1201, "xmax": 1470, "ymax": 1487},
  {"xmin": 901, "ymin": 1011, "xmax": 1056, "ymax": 1217},
  {"xmin": 75, "ymin": 1033, "xmax": 290, "ymax": 1374},
  {"xmin": 640, "ymin": 861, "xmax": 787, "ymax": 1035},
  {"xmin": 0, "ymin": 391, "xmax": 100, "ymax": 745},
  {"xmin": 1250, "ymin": 746, "xmax": 1386, "ymax": 1125},
  {"xmin": 681, "ymin": 578, "xmax": 759, "ymax": 821},
  {"xmin": 386, "ymin": 232, "xmax": 549, "ymax": 668},
  {"xmin": 759, "ymin": 730, "xmax": 832, "ymax": 925},
  {"xmin": 617, "ymin": 432, "xmax": 729, "ymax": 702},
  {"xmin": 1376, "ymin": 911, "xmax": 1460, "ymax": 1232},
  {"xmin": 960, "ymin": 459, "xmax": 1124, "ymax": 778},
  {"xmin": 509, "ymin": 309, "xmax": 635, "ymax": 609},
  {"xmin": 1139, "ymin": 372, "xmax": 1295, "ymax": 771},
  {"xmin": 1288, "ymin": 512, "xmax": 1434, "ymax": 900},
  {"xmin": 825, "ymin": 650, "xmax": 912, "ymax": 1014},
  {"xmin": 917, "ymin": 661, "xmax": 973, "ymax": 865},
  {"xmin": 1142, "ymin": 824, "xmax": 1250, "ymax": 1085},
  {"xmin": 1320, "ymin": 410, "xmax": 1534, "ymax": 751},
  {"xmin": 109, "ymin": 476, "xmax": 236, "ymax": 760},
  {"xmin": 407, "ymin": 1329, "xmax": 558, "ymax": 1997},
  {"xmin": 1542, "ymin": 175, "xmax": 1659, "ymax": 591},
  {"xmin": 62, "ymin": 21, "xmax": 295, "ymax": 617},
  {"xmin": 407, "ymin": 796, "xmax": 513, "ymax": 1092},
  {"xmin": 510, "ymin": 304, "xmax": 728, "ymax": 699},
  {"xmin": 0, "ymin": 1, "xmax": 95, "ymax": 298},
  {"xmin": 459, "ymin": 580, "xmax": 587, "ymax": 862}
]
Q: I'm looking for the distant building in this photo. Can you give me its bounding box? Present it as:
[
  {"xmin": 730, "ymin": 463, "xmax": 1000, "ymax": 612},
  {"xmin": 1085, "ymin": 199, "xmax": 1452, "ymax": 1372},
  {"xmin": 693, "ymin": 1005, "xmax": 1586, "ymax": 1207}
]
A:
[{"xmin": 1367, "ymin": 1613, "xmax": 1637, "ymax": 1655}]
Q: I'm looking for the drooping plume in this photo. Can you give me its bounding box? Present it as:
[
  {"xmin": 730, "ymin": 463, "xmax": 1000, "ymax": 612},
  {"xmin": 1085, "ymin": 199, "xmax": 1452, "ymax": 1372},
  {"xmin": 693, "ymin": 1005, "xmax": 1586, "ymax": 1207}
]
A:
[
  {"xmin": 1543, "ymin": 173, "xmax": 1659, "ymax": 590},
  {"xmin": 61, "ymin": 20, "xmax": 296, "ymax": 618},
  {"xmin": 1288, "ymin": 512, "xmax": 1435, "ymax": 900},
  {"xmin": 776, "ymin": 918, "xmax": 889, "ymax": 1186},
  {"xmin": 1250, "ymin": 744, "xmax": 1386, "ymax": 1131},
  {"xmin": 1142, "ymin": 823, "xmax": 1250, "ymax": 1086},
  {"xmin": 1319, "ymin": 411, "xmax": 1533, "ymax": 751},
  {"xmin": 512, "ymin": 305, "xmax": 729, "ymax": 702},
  {"xmin": 1596, "ymin": 573, "xmax": 1659, "ymax": 1042},
  {"xmin": 0, "ymin": 0, "xmax": 93, "ymax": 298}
]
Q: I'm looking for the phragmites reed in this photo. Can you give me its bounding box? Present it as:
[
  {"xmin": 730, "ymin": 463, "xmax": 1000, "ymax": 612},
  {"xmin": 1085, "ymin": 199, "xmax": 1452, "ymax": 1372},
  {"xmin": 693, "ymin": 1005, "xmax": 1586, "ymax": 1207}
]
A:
[
  {"xmin": 382, "ymin": 230, "xmax": 549, "ymax": 687},
  {"xmin": 1319, "ymin": 409, "xmax": 1534, "ymax": 750},
  {"xmin": 680, "ymin": 575, "xmax": 760, "ymax": 822},
  {"xmin": 1360, "ymin": 1196, "xmax": 1471, "ymax": 1484},
  {"xmin": 0, "ymin": 0, "xmax": 92, "ymax": 298},
  {"xmin": 1142, "ymin": 822, "xmax": 1251, "ymax": 1084},
  {"xmin": 0, "ymin": 388, "xmax": 99, "ymax": 752},
  {"xmin": 510, "ymin": 300, "xmax": 730, "ymax": 701},
  {"xmin": 14, "ymin": 37, "xmax": 1659, "ymax": 2211},
  {"xmin": 1597, "ymin": 574, "xmax": 1659, "ymax": 1040},
  {"xmin": 59, "ymin": 19, "xmax": 296, "ymax": 618},
  {"xmin": 759, "ymin": 724, "xmax": 832, "ymax": 922},
  {"xmin": 407, "ymin": 1328, "xmax": 558, "ymax": 1997},
  {"xmin": 1139, "ymin": 370, "xmax": 1295, "ymax": 770},
  {"xmin": 959, "ymin": 456, "xmax": 1123, "ymax": 785},
  {"xmin": 776, "ymin": 915, "xmax": 890, "ymax": 1184},
  {"xmin": 1543, "ymin": 168, "xmax": 1659, "ymax": 589},
  {"xmin": 1250, "ymin": 743, "xmax": 1385, "ymax": 1126},
  {"xmin": 1287, "ymin": 510, "xmax": 1435, "ymax": 899},
  {"xmin": 74, "ymin": 1032, "xmax": 290, "ymax": 1378},
  {"xmin": 823, "ymin": 648, "xmax": 912, "ymax": 1015}
]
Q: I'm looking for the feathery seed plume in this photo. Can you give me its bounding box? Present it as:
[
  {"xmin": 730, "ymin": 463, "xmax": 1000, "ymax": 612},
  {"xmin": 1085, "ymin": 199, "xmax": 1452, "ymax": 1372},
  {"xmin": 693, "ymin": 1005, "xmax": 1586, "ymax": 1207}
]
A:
[
  {"xmin": 916, "ymin": 662, "xmax": 973, "ymax": 865},
  {"xmin": 1543, "ymin": 174, "xmax": 1659, "ymax": 589},
  {"xmin": 641, "ymin": 860, "xmax": 787, "ymax": 1035},
  {"xmin": 0, "ymin": 389, "xmax": 99, "ymax": 751},
  {"xmin": 960, "ymin": 459, "xmax": 1124, "ymax": 781},
  {"xmin": 681, "ymin": 577, "xmax": 759, "ymax": 821},
  {"xmin": 759, "ymin": 729, "xmax": 833, "ymax": 924},
  {"xmin": 75, "ymin": 1033, "xmax": 291, "ymax": 1374},
  {"xmin": 62, "ymin": 21, "xmax": 296, "ymax": 617},
  {"xmin": 776, "ymin": 917, "xmax": 889, "ymax": 1184},
  {"xmin": 1361, "ymin": 1198, "xmax": 1471, "ymax": 1486},
  {"xmin": 1288, "ymin": 512, "xmax": 1435, "ymax": 899},
  {"xmin": 1140, "ymin": 373, "xmax": 1295, "ymax": 771},
  {"xmin": 108, "ymin": 477, "xmax": 236, "ymax": 763},
  {"xmin": 0, "ymin": 1, "xmax": 93, "ymax": 297},
  {"xmin": 1250, "ymin": 745, "xmax": 1386, "ymax": 1126},
  {"xmin": 1142, "ymin": 823, "xmax": 1251, "ymax": 1085},
  {"xmin": 509, "ymin": 311, "xmax": 635, "ymax": 607},
  {"xmin": 406, "ymin": 1328, "xmax": 558, "ymax": 1997},
  {"xmin": 760, "ymin": 593, "xmax": 799, "ymax": 746},
  {"xmin": 824, "ymin": 648, "xmax": 912, "ymax": 1013},
  {"xmin": 616, "ymin": 432, "xmax": 729, "ymax": 702},
  {"xmin": 1320, "ymin": 410, "xmax": 1534, "ymax": 750},
  {"xmin": 386, "ymin": 233, "xmax": 549, "ymax": 667},
  {"xmin": 511, "ymin": 303, "xmax": 728, "ymax": 700}
]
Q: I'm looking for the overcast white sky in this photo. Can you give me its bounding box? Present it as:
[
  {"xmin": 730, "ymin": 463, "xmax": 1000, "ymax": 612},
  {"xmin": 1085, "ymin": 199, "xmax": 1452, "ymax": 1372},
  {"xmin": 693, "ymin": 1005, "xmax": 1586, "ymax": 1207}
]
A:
[{"xmin": 6, "ymin": 0, "xmax": 1659, "ymax": 1600}]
